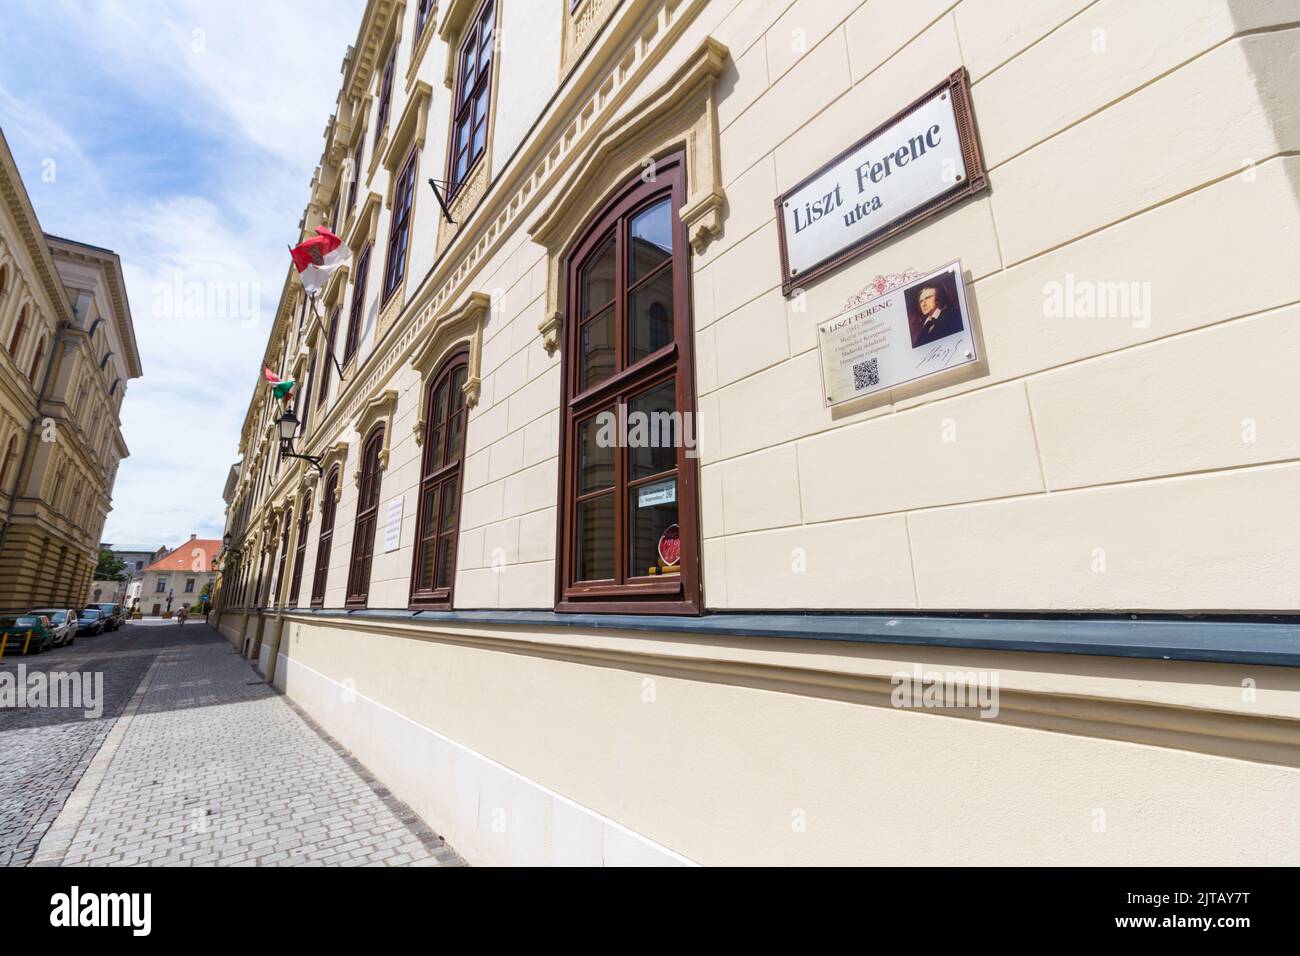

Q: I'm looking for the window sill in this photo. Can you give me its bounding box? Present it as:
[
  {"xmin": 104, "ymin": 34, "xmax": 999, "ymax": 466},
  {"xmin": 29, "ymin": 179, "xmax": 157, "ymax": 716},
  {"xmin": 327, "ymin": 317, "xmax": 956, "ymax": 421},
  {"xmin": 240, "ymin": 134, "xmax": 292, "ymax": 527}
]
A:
[{"xmin": 246, "ymin": 608, "xmax": 1300, "ymax": 667}]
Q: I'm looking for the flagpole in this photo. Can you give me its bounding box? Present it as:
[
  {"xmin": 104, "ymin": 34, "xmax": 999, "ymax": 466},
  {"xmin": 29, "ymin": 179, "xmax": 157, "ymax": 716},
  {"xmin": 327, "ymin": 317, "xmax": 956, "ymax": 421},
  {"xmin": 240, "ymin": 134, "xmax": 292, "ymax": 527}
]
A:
[
  {"xmin": 290, "ymin": 241, "xmax": 346, "ymax": 382},
  {"xmin": 309, "ymin": 292, "xmax": 346, "ymax": 381}
]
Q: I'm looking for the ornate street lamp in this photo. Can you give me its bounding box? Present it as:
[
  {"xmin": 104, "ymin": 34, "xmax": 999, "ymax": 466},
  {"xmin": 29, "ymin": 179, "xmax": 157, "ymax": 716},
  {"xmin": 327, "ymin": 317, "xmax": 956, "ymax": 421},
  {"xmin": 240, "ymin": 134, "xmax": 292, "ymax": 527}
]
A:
[{"xmin": 276, "ymin": 407, "xmax": 323, "ymax": 475}]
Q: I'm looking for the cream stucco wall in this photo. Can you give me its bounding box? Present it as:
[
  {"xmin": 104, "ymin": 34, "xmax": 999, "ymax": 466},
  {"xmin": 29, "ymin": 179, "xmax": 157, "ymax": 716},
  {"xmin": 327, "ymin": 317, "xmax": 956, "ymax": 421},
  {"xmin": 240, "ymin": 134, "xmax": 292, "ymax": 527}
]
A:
[
  {"xmin": 274, "ymin": 613, "xmax": 1300, "ymax": 865},
  {"xmin": 220, "ymin": 0, "xmax": 1300, "ymax": 866}
]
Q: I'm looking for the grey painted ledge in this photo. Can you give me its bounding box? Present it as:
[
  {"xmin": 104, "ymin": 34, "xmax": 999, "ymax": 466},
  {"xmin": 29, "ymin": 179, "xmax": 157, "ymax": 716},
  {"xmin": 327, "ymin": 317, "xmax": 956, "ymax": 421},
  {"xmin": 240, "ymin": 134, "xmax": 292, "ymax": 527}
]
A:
[{"xmin": 243, "ymin": 607, "xmax": 1300, "ymax": 668}]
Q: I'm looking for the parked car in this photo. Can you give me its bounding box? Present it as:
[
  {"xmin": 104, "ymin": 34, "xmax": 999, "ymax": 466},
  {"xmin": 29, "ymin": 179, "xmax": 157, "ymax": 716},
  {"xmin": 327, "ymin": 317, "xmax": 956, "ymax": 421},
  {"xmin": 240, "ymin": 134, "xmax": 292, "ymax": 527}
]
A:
[
  {"xmin": 76, "ymin": 608, "xmax": 105, "ymax": 637},
  {"xmin": 0, "ymin": 614, "xmax": 56, "ymax": 654},
  {"xmin": 88, "ymin": 602, "xmax": 124, "ymax": 631},
  {"xmin": 29, "ymin": 608, "xmax": 77, "ymax": 647}
]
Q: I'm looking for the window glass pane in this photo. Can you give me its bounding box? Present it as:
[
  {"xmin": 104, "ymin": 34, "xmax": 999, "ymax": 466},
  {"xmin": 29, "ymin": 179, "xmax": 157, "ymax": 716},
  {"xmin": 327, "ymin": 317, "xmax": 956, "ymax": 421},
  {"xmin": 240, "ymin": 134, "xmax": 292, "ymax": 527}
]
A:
[
  {"xmin": 580, "ymin": 234, "xmax": 615, "ymax": 318},
  {"xmin": 428, "ymin": 425, "xmax": 444, "ymax": 472},
  {"xmin": 629, "ymin": 479, "xmax": 679, "ymax": 577},
  {"xmin": 439, "ymin": 477, "xmax": 459, "ymax": 534},
  {"xmin": 578, "ymin": 414, "xmax": 614, "ymax": 493},
  {"xmin": 472, "ymin": 117, "xmax": 487, "ymax": 158},
  {"xmin": 433, "ymin": 379, "xmax": 449, "ymax": 424},
  {"xmin": 436, "ymin": 534, "xmax": 456, "ymax": 590},
  {"xmin": 418, "ymin": 485, "xmax": 439, "ymax": 590},
  {"xmin": 447, "ymin": 398, "xmax": 466, "ymax": 464},
  {"xmin": 576, "ymin": 494, "xmax": 615, "ymax": 581},
  {"xmin": 460, "ymin": 46, "xmax": 476, "ymax": 100},
  {"xmin": 628, "ymin": 267, "xmax": 674, "ymax": 365},
  {"xmin": 580, "ymin": 305, "xmax": 615, "ymax": 391},
  {"xmin": 451, "ymin": 367, "xmax": 467, "ymax": 408},
  {"xmin": 628, "ymin": 379, "xmax": 677, "ymax": 479},
  {"xmin": 628, "ymin": 199, "xmax": 672, "ymax": 284}
]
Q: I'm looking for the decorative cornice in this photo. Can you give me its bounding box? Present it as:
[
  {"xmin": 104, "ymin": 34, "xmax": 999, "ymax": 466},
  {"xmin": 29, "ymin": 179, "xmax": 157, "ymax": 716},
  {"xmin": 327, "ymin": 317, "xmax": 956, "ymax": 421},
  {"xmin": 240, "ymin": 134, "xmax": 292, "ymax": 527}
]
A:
[
  {"xmin": 270, "ymin": 610, "xmax": 1300, "ymax": 770},
  {"xmin": 344, "ymin": 0, "xmax": 402, "ymax": 101},
  {"xmin": 0, "ymin": 132, "xmax": 75, "ymax": 329}
]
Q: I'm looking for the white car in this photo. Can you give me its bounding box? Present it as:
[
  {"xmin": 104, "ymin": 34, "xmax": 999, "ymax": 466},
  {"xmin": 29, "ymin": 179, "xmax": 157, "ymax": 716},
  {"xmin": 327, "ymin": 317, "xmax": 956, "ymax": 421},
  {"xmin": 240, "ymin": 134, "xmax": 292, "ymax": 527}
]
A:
[{"xmin": 29, "ymin": 608, "xmax": 77, "ymax": 647}]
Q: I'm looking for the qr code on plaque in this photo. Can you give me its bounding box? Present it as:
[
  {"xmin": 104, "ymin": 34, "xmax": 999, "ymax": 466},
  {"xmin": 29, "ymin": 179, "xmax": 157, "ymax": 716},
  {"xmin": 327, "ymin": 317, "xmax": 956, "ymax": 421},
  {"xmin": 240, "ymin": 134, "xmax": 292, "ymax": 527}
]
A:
[{"xmin": 852, "ymin": 357, "xmax": 880, "ymax": 391}]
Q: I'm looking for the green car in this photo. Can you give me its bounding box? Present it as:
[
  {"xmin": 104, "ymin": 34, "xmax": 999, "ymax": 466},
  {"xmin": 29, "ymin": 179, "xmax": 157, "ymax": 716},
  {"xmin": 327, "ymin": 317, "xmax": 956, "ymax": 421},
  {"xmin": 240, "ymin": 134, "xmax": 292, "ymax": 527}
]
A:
[{"xmin": 0, "ymin": 614, "xmax": 56, "ymax": 655}]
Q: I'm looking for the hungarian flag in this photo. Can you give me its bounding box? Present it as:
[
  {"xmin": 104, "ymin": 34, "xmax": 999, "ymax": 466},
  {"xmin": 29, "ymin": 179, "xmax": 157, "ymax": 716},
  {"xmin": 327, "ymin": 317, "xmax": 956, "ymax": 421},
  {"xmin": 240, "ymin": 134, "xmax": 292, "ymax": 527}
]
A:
[
  {"xmin": 290, "ymin": 225, "xmax": 350, "ymax": 298},
  {"xmin": 264, "ymin": 367, "xmax": 294, "ymax": 401}
]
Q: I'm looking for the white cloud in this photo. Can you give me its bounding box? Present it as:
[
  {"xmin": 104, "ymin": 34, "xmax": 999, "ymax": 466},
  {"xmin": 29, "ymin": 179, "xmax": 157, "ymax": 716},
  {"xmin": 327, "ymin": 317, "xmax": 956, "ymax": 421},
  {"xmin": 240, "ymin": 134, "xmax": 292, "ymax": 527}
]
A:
[{"xmin": 0, "ymin": 0, "xmax": 364, "ymax": 546}]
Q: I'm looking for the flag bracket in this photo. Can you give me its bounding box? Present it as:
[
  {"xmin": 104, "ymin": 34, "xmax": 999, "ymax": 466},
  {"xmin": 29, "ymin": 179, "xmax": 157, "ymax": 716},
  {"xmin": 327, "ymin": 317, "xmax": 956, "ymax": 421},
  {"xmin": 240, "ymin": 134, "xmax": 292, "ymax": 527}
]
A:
[{"xmin": 427, "ymin": 178, "xmax": 465, "ymax": 224}]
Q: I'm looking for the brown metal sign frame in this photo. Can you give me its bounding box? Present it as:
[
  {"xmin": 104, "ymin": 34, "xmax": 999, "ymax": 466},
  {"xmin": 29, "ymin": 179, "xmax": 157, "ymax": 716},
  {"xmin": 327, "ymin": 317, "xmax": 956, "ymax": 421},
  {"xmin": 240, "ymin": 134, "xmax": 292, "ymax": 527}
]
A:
[{"xmin": 774, "ymin": 68, "xmax": 988, "ymax": 298}]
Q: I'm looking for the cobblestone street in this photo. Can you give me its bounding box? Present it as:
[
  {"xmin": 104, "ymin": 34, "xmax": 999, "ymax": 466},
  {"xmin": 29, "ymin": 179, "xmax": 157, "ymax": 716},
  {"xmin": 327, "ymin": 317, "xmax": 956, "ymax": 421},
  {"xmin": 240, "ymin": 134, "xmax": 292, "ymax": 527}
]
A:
[{"xmin": 0, "ymin": 620, "xmax": 462, "ymax": 867}]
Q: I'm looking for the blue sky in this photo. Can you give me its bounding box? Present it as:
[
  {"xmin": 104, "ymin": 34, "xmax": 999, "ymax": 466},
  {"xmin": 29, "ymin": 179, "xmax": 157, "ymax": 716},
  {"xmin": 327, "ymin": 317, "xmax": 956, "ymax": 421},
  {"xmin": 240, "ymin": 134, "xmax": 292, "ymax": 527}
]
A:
[{"xmin": 0, "ymin": 0, "xmax": 363, "ymax": 549}]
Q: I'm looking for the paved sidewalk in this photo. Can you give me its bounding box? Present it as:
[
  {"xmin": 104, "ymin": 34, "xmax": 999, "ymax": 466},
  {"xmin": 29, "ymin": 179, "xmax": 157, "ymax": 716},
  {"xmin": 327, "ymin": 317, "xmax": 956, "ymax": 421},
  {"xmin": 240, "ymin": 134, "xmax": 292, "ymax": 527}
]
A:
[{"xmin": 39, "ymin": 622, "xmax": 462, "ymax": 867}]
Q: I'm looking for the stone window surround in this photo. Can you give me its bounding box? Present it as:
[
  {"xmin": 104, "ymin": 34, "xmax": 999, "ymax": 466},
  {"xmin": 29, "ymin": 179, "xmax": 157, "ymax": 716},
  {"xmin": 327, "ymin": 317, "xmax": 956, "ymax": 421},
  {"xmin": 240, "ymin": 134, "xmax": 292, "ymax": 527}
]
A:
[
  {"xmin": 409, "ymin": 290, "xmax": 490, "ymax": 446},
  {"xmin": 529, "ymin": 35, "xmax": 728, "ymax": 355},
  {"xmin": 352, "ymin": 390, "xmax": 399, "ymax": 486}
]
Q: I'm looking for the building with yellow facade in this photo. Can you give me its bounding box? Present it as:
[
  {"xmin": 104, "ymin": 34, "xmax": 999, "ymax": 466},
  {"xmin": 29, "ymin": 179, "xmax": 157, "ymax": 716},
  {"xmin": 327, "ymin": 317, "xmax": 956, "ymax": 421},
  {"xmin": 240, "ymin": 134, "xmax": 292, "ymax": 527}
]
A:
[
  {"xmin": 0, "ymin": 129, "xmax": 141, "ymax": 611},
  {"xmin": 215, "ymin": 0, "xmax": 1300, "ymax": 865}
]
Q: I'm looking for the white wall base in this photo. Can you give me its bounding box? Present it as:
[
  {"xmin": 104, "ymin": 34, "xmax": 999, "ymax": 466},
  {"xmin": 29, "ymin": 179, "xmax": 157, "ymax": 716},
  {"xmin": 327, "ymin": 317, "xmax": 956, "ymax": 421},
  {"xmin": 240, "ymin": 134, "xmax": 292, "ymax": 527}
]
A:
[{"xmin": 276, "ymin": 652, "xmax": 694, "ymax": 867}]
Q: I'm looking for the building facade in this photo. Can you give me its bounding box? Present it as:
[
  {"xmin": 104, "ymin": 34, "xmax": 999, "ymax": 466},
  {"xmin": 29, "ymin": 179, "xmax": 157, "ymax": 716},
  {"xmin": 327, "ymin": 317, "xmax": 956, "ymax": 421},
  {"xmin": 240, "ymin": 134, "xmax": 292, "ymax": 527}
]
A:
[
  {"xmin": 216, "ymin": 0, "xmax": 1300, "ymax": 865},
  {"xmin": 135, "ymin": 535, "xmax": 219, "ymax": 616},
  {"xmin": 0, "ymin": 129, "xmax": 141, "ymax": 612}
]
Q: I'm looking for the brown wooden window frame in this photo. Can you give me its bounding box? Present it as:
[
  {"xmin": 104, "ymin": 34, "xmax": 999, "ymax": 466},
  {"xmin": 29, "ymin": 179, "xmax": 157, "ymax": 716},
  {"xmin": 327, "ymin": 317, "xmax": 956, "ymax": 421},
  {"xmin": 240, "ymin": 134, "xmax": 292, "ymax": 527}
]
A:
[
  {"xmin": 288, "ymin": 490, "xmax": 312, "ymax": 607},
  {"xmin": 272, "ymin": 506, "xmax": 292, "ymax": 607},
  {"xmin": 374, "ymin": 44, "xmax": 397, "ymax": 148},
  {"xmin": 310, "ymin": 466, "xmax": 339, "ymax": 608},
  {"xmin": 555, "ymin": 150, "xmax": 702, "ymax": 615},
  {"xmin": 318, "ymin": 306, "xmax": 340, "ymax": 411},
  {"xmin": 409, "ymin": 349, "xmax": 469, "ymax": 609},
  {"xmin": 446, "ymin": 0, "xmax": 495, "ymax": 199},
  {"xmin": 345, "ymin": 424, "xmax": 386, "ymax": 608},
  {"xmin": 343, "ymin": 243, "xmax": 372, "ymax": 365},
  {"xmin": 382, "ymin": 149, "xmax": 419, "ymax": 305}
]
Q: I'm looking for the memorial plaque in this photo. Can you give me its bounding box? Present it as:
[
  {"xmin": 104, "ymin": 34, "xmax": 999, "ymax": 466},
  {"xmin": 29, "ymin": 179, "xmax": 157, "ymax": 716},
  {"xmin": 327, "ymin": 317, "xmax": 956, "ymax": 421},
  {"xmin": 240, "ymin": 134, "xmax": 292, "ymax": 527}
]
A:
[{"xmin": 817, "ymin": 261, "xmax": 976, "ymax": 406}]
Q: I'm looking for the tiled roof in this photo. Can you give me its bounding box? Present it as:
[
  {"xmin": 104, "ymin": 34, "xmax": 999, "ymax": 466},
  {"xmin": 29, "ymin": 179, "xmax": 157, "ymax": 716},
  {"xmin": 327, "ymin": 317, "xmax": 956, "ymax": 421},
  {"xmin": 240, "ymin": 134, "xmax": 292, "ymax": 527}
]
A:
[{"xmin": 143, "ymin": 539, "xmax": 221, "ymax": 573}]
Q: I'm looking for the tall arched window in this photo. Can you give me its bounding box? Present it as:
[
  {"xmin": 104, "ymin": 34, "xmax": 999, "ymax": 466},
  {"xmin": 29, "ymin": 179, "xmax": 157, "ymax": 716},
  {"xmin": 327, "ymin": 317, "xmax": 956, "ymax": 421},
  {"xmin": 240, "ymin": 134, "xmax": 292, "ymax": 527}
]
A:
[
  {"xmin": 289, "ymin": 490, "xmax": 312, "ymax": 607},
  {"xmin": 0, "ymin": 434, "xmax": 16, "ymax": 491},
  {"xmin": 8, "ymin": 305, "xmax": 27, "ymax": 357},
  {"xmin": 346, "ymin": 425, "xmax": 385, "ymax": 607},
  {"xmin": 410, "ymin": 350, "xmax": 468, "ymax": 607},
  {"xmin": 272, "ymin": 507, "xmax": 292, "ymax": 606},
  {"xmin": 556, "ymin": 151, "xmax": 701, "ymax": 613},
  {"xmin": 28, "ymin": 336, "xmax": 45, "ymax": 384},
  {"xmin": 311, "ymin": 467, "xmax": 339, "ymax": 607}
]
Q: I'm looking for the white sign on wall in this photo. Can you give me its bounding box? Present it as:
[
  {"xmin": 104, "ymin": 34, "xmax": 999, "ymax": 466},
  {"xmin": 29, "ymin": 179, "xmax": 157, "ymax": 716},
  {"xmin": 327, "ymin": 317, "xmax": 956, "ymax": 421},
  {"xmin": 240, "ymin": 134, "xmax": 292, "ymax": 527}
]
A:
[
  {"xmin": 383, "ymin": 496, "xmax": 403, "ymax": 552},
  {"xmin": 775, "ymin": 71, "xmax": 987, "ymax": 295},
  {"xmin": 817, "ymin": 261, "xmax": 977, "ymax": 406}
]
